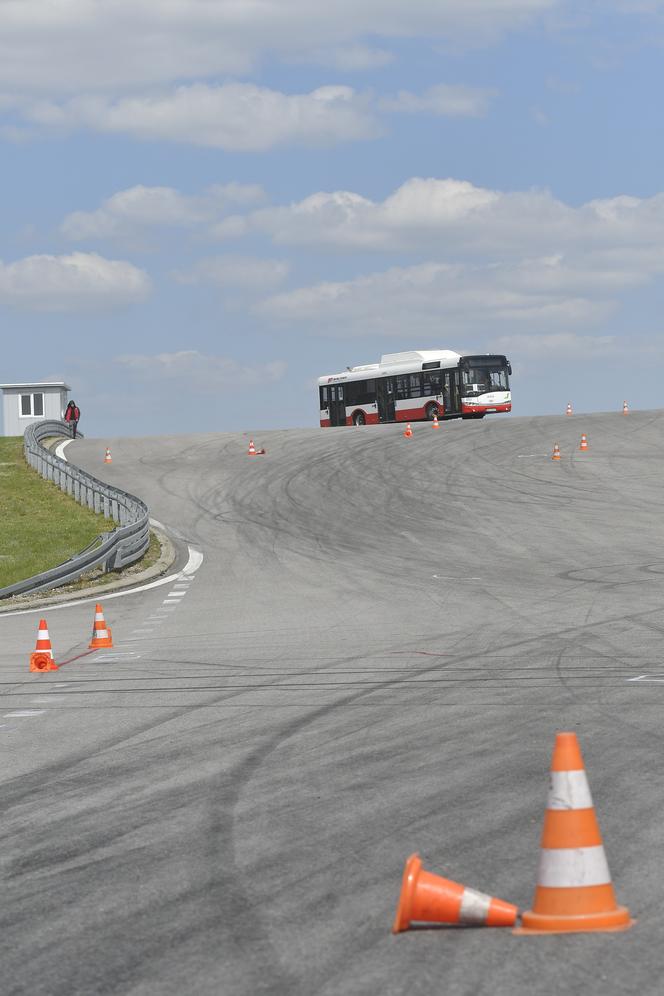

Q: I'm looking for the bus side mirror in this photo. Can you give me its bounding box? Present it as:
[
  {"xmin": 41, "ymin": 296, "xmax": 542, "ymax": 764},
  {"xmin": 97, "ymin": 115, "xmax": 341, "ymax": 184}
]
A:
[{"xmin": 507, "ymin": 363, "xmax": 512, "ymax": 375}]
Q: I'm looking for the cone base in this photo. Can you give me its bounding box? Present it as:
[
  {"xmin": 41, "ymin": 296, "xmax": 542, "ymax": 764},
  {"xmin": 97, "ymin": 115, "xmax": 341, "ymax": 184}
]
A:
[
  {"xmin": 515, "ymin": 906, "xmax": 633, "ymax": 934},
  {"xmin": 392, "ymin": 854, "xmax": 420, "ymax": 932},
  {"xmin": 29, "ymin": 652, "xmax": 58, "ymax": 672}
]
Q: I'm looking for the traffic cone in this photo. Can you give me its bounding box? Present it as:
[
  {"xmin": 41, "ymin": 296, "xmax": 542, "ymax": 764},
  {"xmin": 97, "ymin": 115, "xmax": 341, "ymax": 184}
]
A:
[
  {"xmin": 29, "ymin": 618, "xmax": 58, "ymax": 672},
  {"xmin": 566, "ymin": 403, "xmax": 573, "ymax": 416},
  {"xmin": 393, "ymin": 854, "xmax": 517, "ymax": 932},
  {"xmin": 579, "ymin": 433, "xmax": 588, "ymax": 451},
  {"xmin": 104, "ymin": 448, "xmax": 112, "ymax": 464},
  {"xmin": 622, "ymin": 400, "xmax": 629, "ymax": 415},
  {"xmin": 89, "ymin": 603, "xmax": 113, "ymax": 649},
  {"xmin": 403, "ymin": 423, "xmax": 413, "ymax": 438},
  {"xmin": 432, "ymin": 413, "xmax": 440, "ymax": 429},
  {"xmin": 516, "ymin": 732, "xmax": 633, "ymax": 934},
  {"xmin": 248, "ymin": 439, "xmax": 257, "ymax": 456},
  {"xmin": 552, "ymin": 443, "xmax": 561, "ymax": 461}
]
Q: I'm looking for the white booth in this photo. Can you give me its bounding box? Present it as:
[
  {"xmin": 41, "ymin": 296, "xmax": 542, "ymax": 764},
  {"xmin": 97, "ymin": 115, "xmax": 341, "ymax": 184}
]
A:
[{"xmin": 0, "ymin": 382, "xmax": 71, "ymax": 436}]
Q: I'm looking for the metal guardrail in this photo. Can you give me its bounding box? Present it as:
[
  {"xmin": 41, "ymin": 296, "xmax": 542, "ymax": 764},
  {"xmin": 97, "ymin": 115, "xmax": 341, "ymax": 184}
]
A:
[{"xmin": 0, "ymin": 420, "xmax": 150, "ymax": 599}]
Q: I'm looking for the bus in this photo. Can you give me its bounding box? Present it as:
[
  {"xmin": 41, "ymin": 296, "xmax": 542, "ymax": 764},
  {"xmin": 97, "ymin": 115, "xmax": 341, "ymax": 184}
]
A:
[{"xmin": 318, "ymin": 350, "xmax": 512, "ymax": 427}]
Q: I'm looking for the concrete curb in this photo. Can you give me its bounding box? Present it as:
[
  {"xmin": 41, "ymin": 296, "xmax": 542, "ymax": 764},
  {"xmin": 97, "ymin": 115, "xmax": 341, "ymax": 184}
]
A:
[{"xmin": 0, "ymin": 526, "xmax": 177, "ymax": 614}]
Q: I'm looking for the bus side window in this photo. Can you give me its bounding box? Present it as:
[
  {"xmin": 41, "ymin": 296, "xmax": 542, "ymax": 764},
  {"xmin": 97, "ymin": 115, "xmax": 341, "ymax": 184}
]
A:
[
  {"xmin": 410, "ymin": 373, "xmax": 422, "ymax": 398},
  {"xmin": 396, "ymin": 375, "xmax": 408, "ymax": 400},
  {"xmin": 338, "ymin": 385, "xmax": 344, "ymax": 400},
  {"xmin": 321, "ymin": 386, "xmax": 329, "ymax": 406}
]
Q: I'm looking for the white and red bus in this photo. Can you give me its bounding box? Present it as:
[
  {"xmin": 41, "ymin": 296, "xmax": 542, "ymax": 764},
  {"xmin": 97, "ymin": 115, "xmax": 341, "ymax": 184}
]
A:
[{"xmin": 318, "ymin": 350, "xmax": 512, "ymax": 427}]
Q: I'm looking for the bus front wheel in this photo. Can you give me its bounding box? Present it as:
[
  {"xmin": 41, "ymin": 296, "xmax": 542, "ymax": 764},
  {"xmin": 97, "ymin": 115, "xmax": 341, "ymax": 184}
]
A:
[{"xmin": 425, "ymin": 403, "xmax": 440, "ymax": 421}]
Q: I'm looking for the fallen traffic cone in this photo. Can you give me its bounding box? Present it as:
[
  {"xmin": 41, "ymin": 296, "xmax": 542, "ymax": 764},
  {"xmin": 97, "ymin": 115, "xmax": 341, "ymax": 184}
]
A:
[
  {"xmin": 622, "ymin": 400, "xmax": 629, "ymax": 415},
  {"xmin": 552, "ymin": 443, "xmax": 561, "ymax": 461},
  {"xmin": 29, "ymin": 618, "xmax": 58, "ymax": 672},
  {"xmin": 516, "ymin": 732, "xmax": 633, "ymax": 934},
  {"xmin": 89, "ymin": 603, "xmax": 113, "ymax": 649},
  {"xmin": 432, "ymin": 413, "xmax": 440, "ymax": 429},
  {"xmin": 403, "ymin": 423, "xmax": 413, "ymax": 438},
  {"xmin": 393, "ymin": 854, "xmax": 517, "ymax": 932},
  {"xmin": 248, "ymin": 439, "xmax": 257, "ymax": 456},
  {"xmin": 565, "ymin": 403, "xmax": 573, "ymax": 416},
  {"xmin": 579, "ymin": 433, "xmax": 588, "ymax": 451},
  {"xmin": 104, "ymin": 448, "xmax": 112, "ymax": 464}
]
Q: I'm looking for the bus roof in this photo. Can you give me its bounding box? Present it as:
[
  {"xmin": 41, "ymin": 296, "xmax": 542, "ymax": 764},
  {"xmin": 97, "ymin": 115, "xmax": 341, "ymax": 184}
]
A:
[{"xmin": 317, "ymin": 349, "xmax": 463, "ymax": 385}]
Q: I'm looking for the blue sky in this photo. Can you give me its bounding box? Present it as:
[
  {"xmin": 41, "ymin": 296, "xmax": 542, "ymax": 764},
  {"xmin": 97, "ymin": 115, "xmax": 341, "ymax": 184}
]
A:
[{"xmin": 1, "ymin": 1, "xmax": 663, "ymax": 436}]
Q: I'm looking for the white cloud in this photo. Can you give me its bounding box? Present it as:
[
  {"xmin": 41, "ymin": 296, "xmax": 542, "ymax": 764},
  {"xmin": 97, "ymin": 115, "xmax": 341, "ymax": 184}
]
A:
[
  {"xmin": 494, "ymin": 331, "xmax": 616, "ymax": 356},
  {"xmin": 257, "ymin": 256, "xmax": 631, "ymax": 337},
  {"xmin": 114, "ymin": 350, "xmax": 286, "ymax": 392},
  {"xmin": 61, "ymin": 183, "xmax": 266, "ymax": 241},
  {"xmin": 174, "ymin": 256, "xmax": 290, "ymax": 291},
  {"xmin": 0, "ymin": 252, "xmax": 150, "ymax": 312},
  {"xmin": 297, "ymin": 45, "xmax": 394, "ymax": 71},
  {"xmin": 380, "ymin": 84, "xmax": 496, "ymax": 117},
  {"xmin": 0, "ymin": 1, "xmax": 558, "ymax": 94},
  {"xmin": 22, "ymin": 83, "xmax": 380, "ymax": 150},
  {"xmin": 224, "ymin": 177, "xmax": 664, "ymax": 261}
]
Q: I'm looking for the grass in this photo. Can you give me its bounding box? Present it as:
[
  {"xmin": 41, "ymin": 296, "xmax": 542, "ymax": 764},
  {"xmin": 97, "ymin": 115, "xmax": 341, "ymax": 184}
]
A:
[{"xmin": 0, "ymin": 436, "xmax": 120, "ymax": 589}]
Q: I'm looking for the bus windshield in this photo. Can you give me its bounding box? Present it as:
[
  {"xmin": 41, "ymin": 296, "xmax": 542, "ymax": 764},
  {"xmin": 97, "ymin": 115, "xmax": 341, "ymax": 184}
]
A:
[{"xmin": 460, "ymin": 363, "xmax": 509, "ymax": 396}]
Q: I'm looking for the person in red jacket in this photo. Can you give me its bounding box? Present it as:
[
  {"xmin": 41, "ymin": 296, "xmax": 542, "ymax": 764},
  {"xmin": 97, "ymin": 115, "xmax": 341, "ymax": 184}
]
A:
[{"xmin": 64, "ymin": 399, "xmax": 81, "ymax": 438}]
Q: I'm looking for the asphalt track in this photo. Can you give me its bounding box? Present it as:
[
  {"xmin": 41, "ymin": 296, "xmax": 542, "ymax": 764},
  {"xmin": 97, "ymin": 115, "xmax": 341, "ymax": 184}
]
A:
[{"xmin": 2, "ymin": 411, "xmax": 664, "ymax": 995}]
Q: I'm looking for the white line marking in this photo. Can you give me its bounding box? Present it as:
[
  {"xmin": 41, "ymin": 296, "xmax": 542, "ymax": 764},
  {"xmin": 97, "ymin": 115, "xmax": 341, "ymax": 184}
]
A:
[
  {"xmin": 167, "ymin": 591, "xmax": 186, "ymax": 598},
  {"xmin": 32, "ymin": 697, "xmax": 66, "ymax": 704},
  {"xmin": 517, "ymin": 453, "xmax": 548, "ymax": 458},
  {"xmin": 627, "ymin": 674, "xmax": 664, "ymax": 683},
  {"xmin": 55, "ymin": 439, "xmax": 73, "ymax": 461},
  {"xmin": 1, "ymin": 545, "xmax": 204, "ymax": 617},
  {"xmin": 432, "ymin": 574, "xmax": 482, "ymax": 581},
  {"xmin": 3, "ymin": 710, "xmax": 46, "ymax": 718},
  {"xmin": 182, "ymin": 548, "xmax": 204, "ymax": 574}
]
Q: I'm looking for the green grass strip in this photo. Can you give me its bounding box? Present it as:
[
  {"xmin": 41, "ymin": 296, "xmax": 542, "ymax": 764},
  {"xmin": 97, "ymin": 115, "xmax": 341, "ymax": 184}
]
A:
[{"xmin": 0, "ymin": 437, "xmax": 116, "ymax": 589}]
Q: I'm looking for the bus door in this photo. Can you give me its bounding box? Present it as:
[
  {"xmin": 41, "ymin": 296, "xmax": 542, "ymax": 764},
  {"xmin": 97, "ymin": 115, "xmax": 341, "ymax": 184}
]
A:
[
  {"xmin": 328, "ymin": 384, "xmax": 347, "ymax": 426},
  {"xmin": 375, "ymin": 377, "xmax": 396, "ymax": 422},
  {"xmin": 443, "ymin": 369, "xmax": 460, "ymax": 416}
]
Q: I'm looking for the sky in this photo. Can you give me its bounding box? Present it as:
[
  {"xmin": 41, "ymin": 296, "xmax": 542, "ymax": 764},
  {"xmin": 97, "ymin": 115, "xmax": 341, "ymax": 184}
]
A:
[{"xmin": 1, "ymin": 0, "xmax": 664, "ymax": 436}]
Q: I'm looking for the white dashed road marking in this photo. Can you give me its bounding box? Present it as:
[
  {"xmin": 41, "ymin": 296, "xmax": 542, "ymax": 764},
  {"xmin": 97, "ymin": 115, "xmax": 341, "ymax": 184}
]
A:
[{"xmin": 4, "ymin": 710, "xmax": 46, "ymax": 718}]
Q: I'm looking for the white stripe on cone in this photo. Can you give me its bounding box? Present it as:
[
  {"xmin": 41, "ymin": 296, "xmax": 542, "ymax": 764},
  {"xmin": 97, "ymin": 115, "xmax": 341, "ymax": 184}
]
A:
[
  {"xmin": 37, "ymin": 626, "xmax": 53, "ymax": 657},
  {"xmin": 547, "ymin": 770, "xmax": 594, "ymax": 811},
  {"xmin": 537, "ymin": 846, "xmax": 611, "ymax": 888},
  {"xmin": 459, "ymin": 887, "xmax": 492, "ymax": 924}
]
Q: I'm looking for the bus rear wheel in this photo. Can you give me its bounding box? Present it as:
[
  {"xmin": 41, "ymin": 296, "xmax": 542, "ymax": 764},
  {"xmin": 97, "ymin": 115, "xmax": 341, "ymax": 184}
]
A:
[
  {"xmin": 352, "ymin": 411, "xmax": 366, "ymax": 426},
  {"xmin": 425, "ymin": 403, "xmax": 440, "ymax": 421}
]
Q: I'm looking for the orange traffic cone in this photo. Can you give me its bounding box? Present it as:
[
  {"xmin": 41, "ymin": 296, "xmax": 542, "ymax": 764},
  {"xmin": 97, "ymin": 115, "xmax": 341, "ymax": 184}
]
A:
[
  {"xmin": 432, "ymin": 413, "xmax": 440, "ymax": 429},
  {"xmin": 89, "ymin": 603, "xmax": 113, "ymax": 649},
  {"xmin": 393, "ymin": 854, "xmax": 517, "ymax": 932},
  {"xmin": 248, "ymin": 439, "xmax": 257, "ymax": 456},
  {"xmin": 403, "ymin": 423, "xmax": 413, "ymax": 438},
  {"xmin": 552, "ymin": 443, "xmax": 561, "ymax": 461},
  {"xmin": 516, "ymin": 732, "xmax": 633, "ymax": 934},
  {"xmin": 104, "ymin": 448, "xmax": 112, "ymax": 464},
  {"xmin": 622, "ymin": 400, "xmax": 629, "ymax": 415},
  {"xmin": 29, "ymin": 618, "xmax": 59, "ymax": 672},
  {"xmin": 579, "ymin": 433, "xmax": 588, "ymax": 451},
  {"xmin": 566, "ymin": 403, "xmax": 573, "ymax": 416}
]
